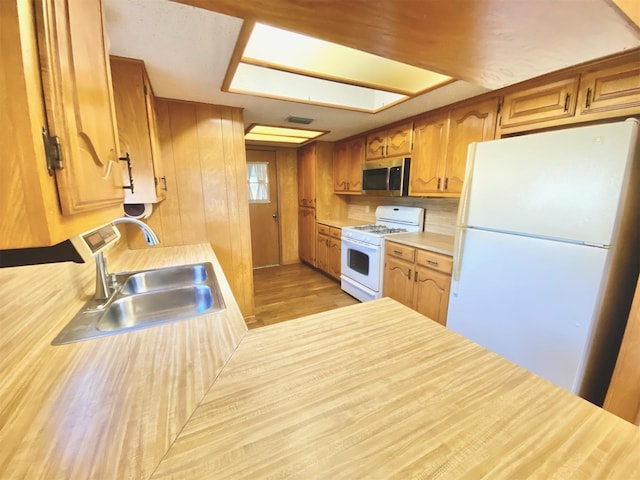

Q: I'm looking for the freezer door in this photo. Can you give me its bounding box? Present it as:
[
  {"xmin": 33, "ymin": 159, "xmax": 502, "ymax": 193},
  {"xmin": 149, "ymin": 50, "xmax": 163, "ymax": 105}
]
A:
[
  {"xmin": 465, "ymin": 120, "xmax": 638, "ymax": 246},
  {"xmin": 447, "ymin": 228, "xmax": 609, "ymax": 393}
]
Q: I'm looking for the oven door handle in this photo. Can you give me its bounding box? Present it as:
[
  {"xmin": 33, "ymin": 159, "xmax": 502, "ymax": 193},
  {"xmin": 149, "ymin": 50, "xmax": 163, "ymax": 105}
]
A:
[{"xmin": 341, "ymin": 237, "xmax": 378, "ymax": 250}]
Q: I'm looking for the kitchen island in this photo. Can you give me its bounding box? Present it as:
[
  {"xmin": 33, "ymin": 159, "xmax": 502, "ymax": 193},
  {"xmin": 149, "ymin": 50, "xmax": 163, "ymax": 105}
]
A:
[{"xmin": 1, "ymin": 245, "xmax": 639, "ymax": 478}]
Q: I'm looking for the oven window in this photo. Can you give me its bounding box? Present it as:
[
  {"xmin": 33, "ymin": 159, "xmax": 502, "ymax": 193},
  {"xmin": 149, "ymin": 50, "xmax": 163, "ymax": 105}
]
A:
[
  {"xmin": 348, "ymin": 248, "xmax": 369, "ymax": 275},
  {"xmin": 362, "ymin": 168, "xmax": 387, "ymax": 190}
]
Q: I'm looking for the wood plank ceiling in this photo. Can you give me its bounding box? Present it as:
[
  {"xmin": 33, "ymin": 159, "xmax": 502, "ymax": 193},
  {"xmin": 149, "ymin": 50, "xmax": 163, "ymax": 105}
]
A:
[{"xmin": 174, "ymin": 0, "xmax": 640, "ymax": 90}]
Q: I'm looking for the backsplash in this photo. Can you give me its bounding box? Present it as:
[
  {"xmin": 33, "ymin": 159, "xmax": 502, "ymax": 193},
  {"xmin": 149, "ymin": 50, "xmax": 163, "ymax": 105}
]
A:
[{"xmin": 347, "ymin": 196, "xmax": 458, "ymax": 235}]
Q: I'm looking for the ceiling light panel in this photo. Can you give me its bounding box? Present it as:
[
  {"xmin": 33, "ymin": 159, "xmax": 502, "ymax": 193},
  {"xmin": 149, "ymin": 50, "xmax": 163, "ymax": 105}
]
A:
[
  {"xmin": 244, "ymin": 124, "xmax": 327, "ymax": 144},
  {"xmin": 231, "ymin": 63, "xmax": 407, "ymax": 112},
  {"xmin": 243, "ymin": 23, "xmax": 453, "ymax": 95}
]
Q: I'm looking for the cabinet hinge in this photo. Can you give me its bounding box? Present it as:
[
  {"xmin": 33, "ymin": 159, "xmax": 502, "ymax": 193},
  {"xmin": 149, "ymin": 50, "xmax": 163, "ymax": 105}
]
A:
[
  {"xmin": 143, "ymin": 84, "xmax": 148, "ymax": 95},
  {"xmin": 42, "ymin": 127, "xmax": 63, "ymax": 175},
  {"xmin": 496, "ymin": 98, "xmax": 503, "ymax": 114}
]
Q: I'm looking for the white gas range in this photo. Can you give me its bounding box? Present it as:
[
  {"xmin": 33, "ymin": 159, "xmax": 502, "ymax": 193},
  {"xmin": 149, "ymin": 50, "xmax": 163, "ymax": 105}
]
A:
[{"xmin": 341, "ymin": 206, "xmax": 424, "ymax": 302}]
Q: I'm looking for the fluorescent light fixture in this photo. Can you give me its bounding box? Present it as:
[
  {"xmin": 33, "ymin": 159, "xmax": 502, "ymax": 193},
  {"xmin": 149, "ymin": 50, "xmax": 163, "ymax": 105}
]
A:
[
  {"xmin": 245, "ymin": 124, "xmax": 327, "ymax": 144},
  {"xmin": 225, "ymin": 22, "xmax": 454, "ymax": 113}
]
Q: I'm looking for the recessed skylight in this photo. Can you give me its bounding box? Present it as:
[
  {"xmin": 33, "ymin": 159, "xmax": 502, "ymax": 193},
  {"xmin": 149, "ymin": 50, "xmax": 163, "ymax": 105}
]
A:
[
  {"xmin": 244, "ymin": 124, "xmax": 327, "ymax": 144},
  {"xmin": 224, "ymin": 22, "xmax": 454, "ymax": 113}
]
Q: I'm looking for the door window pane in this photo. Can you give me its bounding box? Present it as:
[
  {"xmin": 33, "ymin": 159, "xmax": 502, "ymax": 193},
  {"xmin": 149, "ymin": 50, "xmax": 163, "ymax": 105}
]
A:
[{"xmin": 246, "ymin": 161, "xmax": 270, "ymax": 203}]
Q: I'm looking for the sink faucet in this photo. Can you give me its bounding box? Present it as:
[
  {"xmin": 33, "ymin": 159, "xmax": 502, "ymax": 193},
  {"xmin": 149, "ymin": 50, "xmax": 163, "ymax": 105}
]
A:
[{"xmin": 93, "ymin": 217, "xmax": 160, "ymax": 304}]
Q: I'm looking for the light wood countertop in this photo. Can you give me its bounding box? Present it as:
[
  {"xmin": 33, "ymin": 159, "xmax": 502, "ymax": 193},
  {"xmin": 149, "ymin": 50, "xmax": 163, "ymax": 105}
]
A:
[
  {"xmin": 316, "ymin": 218, "xmax": 370, "ymax": 228},
  {"xmin": 3, "ymin": 245, "xmax": 639, "ymax": 478},
  {"xmin": 0, "ymin": 243, "xmax": 247, "ymax": 479},
  {"xmin": 152, "ymin": 298, "xmax": 640, "ymax": 479},
  {"xmin": 386, "ymin": 231, "xmax": 455, "ymax": 256}
]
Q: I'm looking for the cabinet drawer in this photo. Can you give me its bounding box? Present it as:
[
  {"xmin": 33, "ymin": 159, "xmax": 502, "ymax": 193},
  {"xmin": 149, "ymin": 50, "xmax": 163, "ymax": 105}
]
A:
[
  {"xmin": 330, "ymin": 227, "xmax": 341, "ymax": 239},
  {"xmin": 386, "ymin": 242, "xmax": 415, "ymax": 262},
  {"xmin": 317, "ymin": 224, "xmax": 331, "ymax": 236},
  {"xmin": 416, "ymin": 249, "xmax": 452, "ymax": 274}
]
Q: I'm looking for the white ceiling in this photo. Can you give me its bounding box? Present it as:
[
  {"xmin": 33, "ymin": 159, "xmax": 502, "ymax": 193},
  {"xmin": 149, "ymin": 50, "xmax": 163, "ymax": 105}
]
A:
[
  {"xmin": 103, "ymin": 0, "xmax": 638, "ymax": 145},
  {"xmin": 103, "ymin": 0, "xmax": 488, "ymax": 143}
]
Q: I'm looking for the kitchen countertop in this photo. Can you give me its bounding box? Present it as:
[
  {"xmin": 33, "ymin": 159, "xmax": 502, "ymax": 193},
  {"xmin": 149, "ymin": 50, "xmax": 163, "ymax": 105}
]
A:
[
  {"xmin": 385, "ymin": 231, "xmax": 455, "ymax": 256},
  {"xmin": 3, "ymin": 245, "xmax": 639, "ymax": 478},
  {"xmin": 151, "ymin": 298, "xmax": 640, "ymax": 479},
  {"xmin": 316, "ymin": 218, "xmax": 370, "ymax": 228},
  {"xmin": 0, "ymin": 243, "xmax": 247, "ymax": 479}
]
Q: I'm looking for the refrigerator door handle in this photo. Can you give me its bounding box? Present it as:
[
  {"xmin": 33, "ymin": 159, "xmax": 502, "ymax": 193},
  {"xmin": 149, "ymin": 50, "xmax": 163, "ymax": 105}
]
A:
[
  {"xmin": 452, "ymin": 227, "xmax": 467, "ymax": 295},
  {"xmin": 455, "ymin": 142, "xmax": 477, "ymax": 229}
]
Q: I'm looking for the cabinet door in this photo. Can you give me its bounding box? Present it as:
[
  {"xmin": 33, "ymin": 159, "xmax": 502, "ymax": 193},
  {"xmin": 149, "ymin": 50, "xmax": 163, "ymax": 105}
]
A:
[
  {"xmin": 500, "ymin": 76, "xmax": 580, "ymax": 128},
  {"xmin": 143, "ymin": 69, "xmax": 166, "ymax": 201},
  {"xmin": 298, "ymin": 207, "xmax": 316, "ymax": 265},
  {"xmin": 414, "ymin": 266, "xmax": 451, "ymax": 326},
  {"xmin": 36, "ymin": 0, "xmax": 123, "ymax": 214},
  {"xmin": 386, "ymin": 121, "xmax": 413, "ymax": 157},
  {"xmin": 316, "ymin": 233, "xmax": 329, "ymax": 272},
  {"xmin": 298, "ymin": 144, "xmax": 316, "ymax": 206},
  {"xmin": 577, "ymin": 60, "xmax": 640, "ymax": 116},
  {"xmin": 110, "ymin": 56, "xmax": 164, "ymax": 204},
  {"xmin": 383, "ymin": 255, "xmax": 414, "ymax": 307},
  {"xmin": 409, "ymin": 114, "xmax": 449, "ymax": 196},
  {"xmin": 332, "ymin": 141, "xmax": 349, "ymax": 193},
  {"xmin": 365, "ymin": 131, "xmax": 386, "ymax": 160},
  {"xmin": 346, "ymin": 137, "xmax": 365, "ymax": 192},
  {"xmin": 444, "ymin": 98, "xmax": 498, "ymax": 195},
  {"xmin": 328, "ymin": 237, "xmax": 341, "ymax": 279}
]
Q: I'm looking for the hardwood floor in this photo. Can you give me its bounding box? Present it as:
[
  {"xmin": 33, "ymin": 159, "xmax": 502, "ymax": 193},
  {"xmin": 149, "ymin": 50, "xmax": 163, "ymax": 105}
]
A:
[{"xmin": 247, "ymin": 263, "xmax": 359, "ymax": 329}]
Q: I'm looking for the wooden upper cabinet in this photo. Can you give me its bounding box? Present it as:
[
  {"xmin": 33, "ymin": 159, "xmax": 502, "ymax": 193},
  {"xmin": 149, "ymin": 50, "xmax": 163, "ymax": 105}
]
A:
[
  {"xmin": 577, "ymin": 59, "xmax": 640, "ymax": 116},
  {"xmin": 409, "ymin": 113, "xmax": 450, "ymax": 196},
  {"xmin": 110, "ymin": 56, "xmax": 165, "ymax": 204},
  {"xmin": 333, "ymin": 136, "xmax": 364, "ymax": 194},
  {"xmin": 297, "ymin": 143, "xmax": 316, "ymax": 207},
  {"xmin": 36, "ymin": 0, "xmax": 123, "ymax": 214},
  {"xmin": 1, "ymin": 0, "xmax": 124, "ymax": 249},
  {"xmin": 499, "ymin": 76, "xmax": 580, "ymax": 129},
  {"xmin": 365, "ymin": 122, "xmax": 413, "ymax": 160},
  {"xmin": 444, "ymin": 98, "xmax": 498, "ymax": 195}
]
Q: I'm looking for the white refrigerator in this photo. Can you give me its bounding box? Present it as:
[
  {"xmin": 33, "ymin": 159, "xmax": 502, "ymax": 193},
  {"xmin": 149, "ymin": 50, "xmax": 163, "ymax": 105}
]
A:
[{"xmin": 447, "ymin": 119, "xmax": 640, "ymax": 406}]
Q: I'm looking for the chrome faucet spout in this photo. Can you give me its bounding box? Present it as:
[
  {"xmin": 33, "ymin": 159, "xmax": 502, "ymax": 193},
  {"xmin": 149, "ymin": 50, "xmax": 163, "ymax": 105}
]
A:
[
  {"xmin": 93, "ymin": 217, "xmax": 161, "ymax": 303},
  {"xmin": 111, "ymin": 216, "xmax": 160, "ymax": 245}
]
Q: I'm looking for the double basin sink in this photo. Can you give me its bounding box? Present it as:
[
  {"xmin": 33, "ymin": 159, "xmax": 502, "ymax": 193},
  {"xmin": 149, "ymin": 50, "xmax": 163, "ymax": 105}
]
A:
[{"xmin": 52, "ymin": 263, "xmax": 225, "ymax": 345}]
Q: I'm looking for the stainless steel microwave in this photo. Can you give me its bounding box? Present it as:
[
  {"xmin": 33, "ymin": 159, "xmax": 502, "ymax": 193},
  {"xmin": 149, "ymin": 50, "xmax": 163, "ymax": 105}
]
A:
[{"xmin": 361, "ymin": 157, "xmax": 410, "ymax": 196}]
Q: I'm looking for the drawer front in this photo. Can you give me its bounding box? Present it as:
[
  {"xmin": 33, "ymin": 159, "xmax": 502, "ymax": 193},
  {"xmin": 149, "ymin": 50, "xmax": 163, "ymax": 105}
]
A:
[
  {"xmin": 330, "ymin": 227, "xmax": 342, "ymax": 239},
  {"xmin": 317, "ymin": 224, "xmax": 331, "ymax": 236},
  {"xmin": 416, "ymin": 249, "xmax": 452, "ymax": 274},
  {"xmin": 385, "ymin": 242, "xmax": 415, "ymax": 263}
]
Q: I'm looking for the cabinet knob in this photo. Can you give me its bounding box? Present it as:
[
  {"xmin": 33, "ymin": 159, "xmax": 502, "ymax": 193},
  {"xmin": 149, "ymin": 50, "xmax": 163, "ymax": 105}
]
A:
[{"xmin": 272, "ymin": 212, "xmax": 278, "ymax": 219}]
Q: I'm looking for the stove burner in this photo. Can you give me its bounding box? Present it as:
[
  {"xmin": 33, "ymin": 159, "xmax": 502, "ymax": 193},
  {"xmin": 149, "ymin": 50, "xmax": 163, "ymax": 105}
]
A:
[{"xmin": 352, "ymin": 225, "xmax": 408, "ymax": 234}]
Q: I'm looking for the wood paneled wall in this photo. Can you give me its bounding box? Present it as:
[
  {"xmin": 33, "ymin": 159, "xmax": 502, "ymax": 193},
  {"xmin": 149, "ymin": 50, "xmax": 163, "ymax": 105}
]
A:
[
  {"xmin": 347, "ymin": 197, "xmax": 458, "ymax": 235},
  {"xmin": 127, "ymin": 99, "xmax": 254, "ymax": 317}
]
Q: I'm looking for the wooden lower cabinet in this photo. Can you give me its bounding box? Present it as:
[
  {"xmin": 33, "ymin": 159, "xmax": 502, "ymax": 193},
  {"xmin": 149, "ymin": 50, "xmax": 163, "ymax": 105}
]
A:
[
  {"xmin": 383, "ymin": 241, "xmax": 452, "ymax": 326},
  {"xmin": 316, "ymin": 224, "xmax": 341, "ymax": 280}
]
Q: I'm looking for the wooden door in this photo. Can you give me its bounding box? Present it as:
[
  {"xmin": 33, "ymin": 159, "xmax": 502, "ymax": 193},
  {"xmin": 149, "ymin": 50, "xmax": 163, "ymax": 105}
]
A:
[
  {"xmin": 499, "ymin": 76, "xmax": 580, "ymax": 128},
  {"xmin": 327, "ymin": 238, "xmax": 341, "ymax": 279},
  {"xmin": 346, "ymin": 137, "xmax": 365, "ymax": 192},
  {"xmin": 365, "ymin": 130, "xmax": 386, "ymax": 160},
  {"xmin": 247, "ymin": 150, "xmax": 280, "ymax": 267},
  {"xmin": 409, "ymin": 114, "xmax": 449, "ymax": 196},
  {"xmin": 316, "ymin": 232, "xmax": 329, "ymax": 272},
  {"xmin": 332, "ymin": 141, "xmax": 349, "ymax": 193},
  {"xmin": 297, "ymin": 144, "xmax": 316, "ymax": 206},
  {"xmin": 36, "ymin": 0, "xmax": 123, "ymax": 214},
  {"xmin": 386, "ymin": 121, "xmax": 413, "ymax": 157},
  {"xmin": 414, "ymin": 266, "xmax": 451, "ymax": 326},
  {"xmin": 383, "ymin": 255, "xmax": 414, "ymax": 307},
  {"xmin": 577, "ymin": 60, "xmax": 640, "ymax": 116},
  {"xmin": 444, "ymin": 98, "xmax": 498, "ymax": 195}
]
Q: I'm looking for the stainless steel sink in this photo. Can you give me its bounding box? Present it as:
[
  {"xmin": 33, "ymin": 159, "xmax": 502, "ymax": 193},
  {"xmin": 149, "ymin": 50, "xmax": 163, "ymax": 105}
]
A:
[
  {"xmin": 52, "ymin": 263, "xmax": 225, "ymax": 345},
  {"xmin": 118, "ymin": 263, "xmax": 209, "ymax": 294}
]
